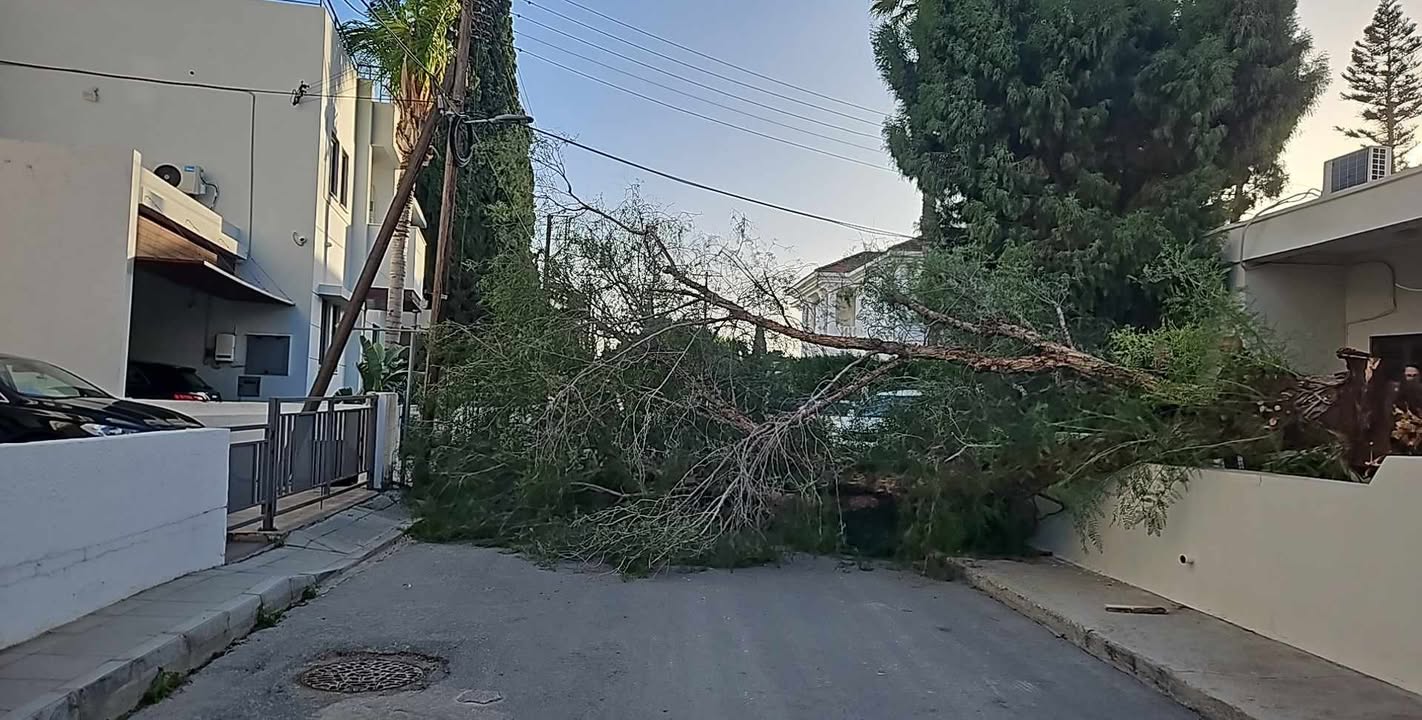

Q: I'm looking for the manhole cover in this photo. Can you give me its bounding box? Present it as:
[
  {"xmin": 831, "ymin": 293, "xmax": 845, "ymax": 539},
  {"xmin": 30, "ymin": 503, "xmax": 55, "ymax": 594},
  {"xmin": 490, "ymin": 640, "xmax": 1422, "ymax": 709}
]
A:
[{"xmin": 299, "ymin": 656, "xmax": 429, "ymax": 694}]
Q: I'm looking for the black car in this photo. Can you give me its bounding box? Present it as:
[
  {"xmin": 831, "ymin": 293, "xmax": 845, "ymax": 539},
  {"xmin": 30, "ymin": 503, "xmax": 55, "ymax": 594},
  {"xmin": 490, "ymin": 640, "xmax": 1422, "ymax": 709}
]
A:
[
  {"xmin": 0, "ymin": 354, "xmax": 203, "ymax": 444},
  {"xmin": 127, "ymin": 360, "xmax": 222, "ymax": 401}
]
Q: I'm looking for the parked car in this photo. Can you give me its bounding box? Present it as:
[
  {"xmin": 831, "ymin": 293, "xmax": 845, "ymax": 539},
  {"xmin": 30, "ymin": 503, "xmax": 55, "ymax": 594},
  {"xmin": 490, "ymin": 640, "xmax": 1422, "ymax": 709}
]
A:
[
  {"xmin": 0, "ymin": 354, "xmax": 203, "ymax": 444},
  {"xmin": 126, "ymin": 360, "xmax": 222, "ymax": 401},
  {"xmin": 825, "ymin": 389, "xmax": 924, "ymax": 438}
]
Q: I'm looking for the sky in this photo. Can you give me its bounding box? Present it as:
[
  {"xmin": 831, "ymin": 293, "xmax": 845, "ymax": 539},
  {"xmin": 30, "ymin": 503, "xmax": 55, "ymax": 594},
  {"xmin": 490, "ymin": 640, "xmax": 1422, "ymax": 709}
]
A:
[{"xmin": 496, "ymin": 0, "xmax": 1421, "ymax": 271}]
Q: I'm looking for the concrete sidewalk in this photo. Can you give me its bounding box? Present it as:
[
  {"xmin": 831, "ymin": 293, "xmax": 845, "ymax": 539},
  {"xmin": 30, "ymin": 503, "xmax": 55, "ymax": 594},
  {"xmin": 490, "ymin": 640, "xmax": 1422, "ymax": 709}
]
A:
[
  {"xmin": 0, "ymin": 495, "xmax": 409, "ymax": 720},
  {"xmin": 937, "ymin": 555, "xmax": 1422, "ymax": 720}
]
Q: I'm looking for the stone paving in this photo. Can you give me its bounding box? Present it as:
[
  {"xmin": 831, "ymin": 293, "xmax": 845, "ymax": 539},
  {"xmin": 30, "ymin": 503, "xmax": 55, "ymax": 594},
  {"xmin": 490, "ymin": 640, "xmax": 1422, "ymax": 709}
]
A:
[{"xmin": 0, "ymin": 495, "xmax": 408, "ymax": 720}]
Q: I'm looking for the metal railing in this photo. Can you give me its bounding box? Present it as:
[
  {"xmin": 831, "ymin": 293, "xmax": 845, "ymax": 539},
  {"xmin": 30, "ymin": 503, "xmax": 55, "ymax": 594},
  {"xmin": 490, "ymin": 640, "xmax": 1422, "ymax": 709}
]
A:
[{"xmin": 227, "ymin": 395, "xmax": 379, "ymax": 531}]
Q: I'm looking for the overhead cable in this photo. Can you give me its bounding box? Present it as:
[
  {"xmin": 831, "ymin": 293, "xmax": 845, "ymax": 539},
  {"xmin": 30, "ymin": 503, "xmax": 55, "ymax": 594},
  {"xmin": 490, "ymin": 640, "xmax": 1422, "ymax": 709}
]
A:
[
  {"xmin": 536, "ymin": 0, "xmax": 890, "ymax": 116},
  {"xmin": 522, "ymin": 50, "xmax": 894, "ymax": 173},
  {"xmin": 513, "ymin": 9, "xmax": 882, "ymax": 128},
  {"xmin": 530, "ymin": 126, "xmax": 916, "ymax": 239},
  {"xmin": 516, "ymin": 33, "xmax": 883, "ymax": 142}
]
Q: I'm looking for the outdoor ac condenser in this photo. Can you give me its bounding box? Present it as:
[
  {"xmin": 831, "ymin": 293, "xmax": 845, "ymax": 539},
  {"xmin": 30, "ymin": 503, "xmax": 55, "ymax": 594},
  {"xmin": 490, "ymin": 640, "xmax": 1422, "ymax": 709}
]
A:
[
  {"xmin": 1322, "ymin": 146, "xmax": 1393, "ymax": 195},
  {"xmin": 213, "ymin": 333, "xmax": 237, "ymax": 364},
  {"xmin": 153, "ymin": 163, "xmax": 212, "ymax": 196}
]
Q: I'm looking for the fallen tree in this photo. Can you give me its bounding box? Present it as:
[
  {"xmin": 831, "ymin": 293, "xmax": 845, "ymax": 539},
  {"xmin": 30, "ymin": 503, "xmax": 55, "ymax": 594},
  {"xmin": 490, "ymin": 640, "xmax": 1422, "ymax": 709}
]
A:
[{"xmin": 406, "ymin": 174, "xmax": 1401, "ymax": 572}]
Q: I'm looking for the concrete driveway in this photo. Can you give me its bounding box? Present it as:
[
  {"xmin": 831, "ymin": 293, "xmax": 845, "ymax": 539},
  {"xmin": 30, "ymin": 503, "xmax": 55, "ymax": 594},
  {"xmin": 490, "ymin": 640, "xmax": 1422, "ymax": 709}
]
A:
[{"xmin": 134, "ymin": 543, "xmax": 1195, "ymax": 719}]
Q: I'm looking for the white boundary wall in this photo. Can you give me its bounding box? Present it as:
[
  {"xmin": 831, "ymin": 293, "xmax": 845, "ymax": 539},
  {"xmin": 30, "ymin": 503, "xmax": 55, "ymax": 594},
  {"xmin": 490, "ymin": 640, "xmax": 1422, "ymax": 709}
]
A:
[
  {"xmin": 0, "ymin": 429, "xmax": 229, "ymax": 649},
  {"xmin": 1035, "ymin": 459, "xmax": 1422, "ymax": 695}
]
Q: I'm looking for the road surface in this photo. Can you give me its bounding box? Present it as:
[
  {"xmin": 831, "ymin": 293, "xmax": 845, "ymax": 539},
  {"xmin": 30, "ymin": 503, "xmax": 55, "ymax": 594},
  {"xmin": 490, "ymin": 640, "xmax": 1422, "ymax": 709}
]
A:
[{"xmin": 136, "ymin": 543, "xmax": 1195, "ymax": 719}]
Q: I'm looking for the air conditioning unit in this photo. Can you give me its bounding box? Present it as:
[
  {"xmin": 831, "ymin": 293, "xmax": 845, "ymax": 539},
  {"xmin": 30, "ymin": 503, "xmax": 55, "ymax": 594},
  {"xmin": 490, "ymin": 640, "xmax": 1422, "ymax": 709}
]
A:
[
  {"xmin": 153, "ymin": 163, "xmax": 212, "ymax": 196},
  {"xmin": 1322, "ymin": 146, "xmax": 1393, "ymax": 195}
]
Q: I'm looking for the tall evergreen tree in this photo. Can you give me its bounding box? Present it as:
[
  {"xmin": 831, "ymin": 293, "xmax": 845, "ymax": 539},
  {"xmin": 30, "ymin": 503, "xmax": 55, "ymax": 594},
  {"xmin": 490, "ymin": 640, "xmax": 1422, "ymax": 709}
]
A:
[
  {"xmin": 872, "ymin": 0, "xmax": 1326, "ymax": 328},
  {"xmin": 417, "ymin": 0, "xmax": 536, "ymax": 326},
  {"xmin": 1336, "ymin": 0, "xmax": 1422, "ymax": 168}
]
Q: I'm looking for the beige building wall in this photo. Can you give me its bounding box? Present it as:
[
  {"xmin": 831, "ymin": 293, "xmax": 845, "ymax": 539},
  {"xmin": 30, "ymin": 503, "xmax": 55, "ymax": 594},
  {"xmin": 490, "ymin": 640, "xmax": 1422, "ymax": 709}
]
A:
[
  {"xmin": 1219, "ymin": 166, "xmax": 1422, "ymax": 264},
  {"xmin": 1231, "ymin": 263, "xmax": 1347, "ymax": 373},
  {"xmin": 1344, "ymin": 244, "xmax": 1422, "ymax": 350},
  {"xmin": 1035, "ymin": 460, "xmax": 1422, "ymax": 695},
  {"xmin": 0, "ymin": 139, "xmax": 140, "ymax": 394}
]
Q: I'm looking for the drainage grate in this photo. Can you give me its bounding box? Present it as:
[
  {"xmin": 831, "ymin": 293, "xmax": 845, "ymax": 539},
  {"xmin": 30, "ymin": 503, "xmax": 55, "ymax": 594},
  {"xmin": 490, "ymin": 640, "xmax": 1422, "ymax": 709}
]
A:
[{"xmin": 299, "ymin": 656, "xmax": 429, "ymax": 694}]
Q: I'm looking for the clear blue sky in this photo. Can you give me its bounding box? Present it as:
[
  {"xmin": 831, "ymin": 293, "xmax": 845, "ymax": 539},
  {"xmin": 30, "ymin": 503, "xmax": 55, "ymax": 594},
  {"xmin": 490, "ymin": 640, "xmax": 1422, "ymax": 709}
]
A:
[
  {"xmin": 338, "ymin": 0, "xmax": 1422, "ymax": 269},
  {"xmin": 509, "ymin": 0, "xmax": 919, "ymax": 271}
]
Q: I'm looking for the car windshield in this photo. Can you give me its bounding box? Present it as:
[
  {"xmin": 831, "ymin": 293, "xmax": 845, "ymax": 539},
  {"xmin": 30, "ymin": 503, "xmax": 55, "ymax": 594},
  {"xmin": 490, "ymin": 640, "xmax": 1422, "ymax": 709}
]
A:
[{"xmin": 0, "ymin": 357, "xmax": 110, "ymax": 399}]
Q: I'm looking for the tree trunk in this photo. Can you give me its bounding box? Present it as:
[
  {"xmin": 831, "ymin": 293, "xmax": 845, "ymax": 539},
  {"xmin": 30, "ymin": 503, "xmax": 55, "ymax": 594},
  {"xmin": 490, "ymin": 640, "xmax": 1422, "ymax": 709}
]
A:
[{"xmin": 384, "ymin": 168, "xmax": 412, "ymax": 347}]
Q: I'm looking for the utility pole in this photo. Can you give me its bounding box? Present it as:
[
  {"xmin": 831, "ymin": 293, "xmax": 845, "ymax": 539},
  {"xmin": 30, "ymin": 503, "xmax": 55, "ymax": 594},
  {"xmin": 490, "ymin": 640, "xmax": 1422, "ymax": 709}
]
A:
[
  {"xmin": 542, "ymin": 214, "xmax": 554, "ymax": 287},
  {"xmin": 428, "ymin": 0, "xmax": 476, "ymax": 327},
  {"xmin": 307, "ymin": 89, "xmax": 445, "ymax": 402}
]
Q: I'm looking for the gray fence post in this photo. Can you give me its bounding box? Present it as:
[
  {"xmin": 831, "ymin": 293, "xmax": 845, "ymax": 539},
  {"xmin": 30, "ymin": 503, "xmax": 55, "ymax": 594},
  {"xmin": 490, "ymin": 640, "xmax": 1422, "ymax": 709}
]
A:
[{"xmin": 260, "ymin": 397, "xmax": 281, "ymax": 532}]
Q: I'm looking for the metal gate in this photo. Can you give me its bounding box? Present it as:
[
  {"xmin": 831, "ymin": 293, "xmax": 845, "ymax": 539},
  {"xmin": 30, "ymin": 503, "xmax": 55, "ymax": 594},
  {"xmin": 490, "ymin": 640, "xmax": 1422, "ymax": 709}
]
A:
[{"xmin": 227, "ymin": 395, "xmax": 378, "ymax": 531}]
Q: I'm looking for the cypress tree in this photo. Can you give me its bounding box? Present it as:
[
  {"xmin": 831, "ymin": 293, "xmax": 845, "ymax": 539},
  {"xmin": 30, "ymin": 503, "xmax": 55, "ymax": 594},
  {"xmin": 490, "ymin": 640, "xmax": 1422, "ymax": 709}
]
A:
[
  {"xmin": 417, "ymin": 0, "xmax": 536, "ymax": 326},
  {"xmin": 872, "ymin": 0, "xmax": 1326, "ymax": 328}
]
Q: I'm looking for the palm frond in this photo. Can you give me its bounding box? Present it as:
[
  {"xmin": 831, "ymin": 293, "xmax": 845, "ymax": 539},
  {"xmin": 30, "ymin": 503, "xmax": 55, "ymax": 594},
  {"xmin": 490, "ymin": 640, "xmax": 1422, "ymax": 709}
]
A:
[{"xmin": 339, "ymin": 0, "xmax": 460, "ymax": 130}]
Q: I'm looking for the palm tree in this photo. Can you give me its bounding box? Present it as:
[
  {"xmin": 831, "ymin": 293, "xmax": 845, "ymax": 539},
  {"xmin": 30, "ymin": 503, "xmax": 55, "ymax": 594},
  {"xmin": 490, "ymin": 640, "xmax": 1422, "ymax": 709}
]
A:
[{"xmin": 340, "ymin": 0, "xmax": 460, "ymax": 346}]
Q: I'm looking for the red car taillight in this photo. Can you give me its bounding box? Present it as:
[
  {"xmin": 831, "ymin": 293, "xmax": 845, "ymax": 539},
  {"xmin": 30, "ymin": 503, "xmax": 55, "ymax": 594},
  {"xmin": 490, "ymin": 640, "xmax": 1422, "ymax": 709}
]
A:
[{"xmin": 172, "ymin": 392, "xmax": 205, "ymax": 401}]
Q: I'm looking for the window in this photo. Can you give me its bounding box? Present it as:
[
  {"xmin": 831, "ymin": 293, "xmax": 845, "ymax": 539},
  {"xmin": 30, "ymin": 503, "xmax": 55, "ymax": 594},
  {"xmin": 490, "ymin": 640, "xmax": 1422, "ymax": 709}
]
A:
[
  {"xmin": 328, "ymin": 134, "xmax": 348, "ymax": 206},
  {"xmin": 340, "ymin": 149, "xmax": 350, "ymax": 206},
  {"xmin": 318, "ymin": 301, "xmax": 339, "ymax": 356},
  {"xmin": 1371, "ymin": 334, "xmax": 1422, "ymax": 381},
  {"xmin": 245, "ymin": 334, "xmax": 291, "ymax": 376}
]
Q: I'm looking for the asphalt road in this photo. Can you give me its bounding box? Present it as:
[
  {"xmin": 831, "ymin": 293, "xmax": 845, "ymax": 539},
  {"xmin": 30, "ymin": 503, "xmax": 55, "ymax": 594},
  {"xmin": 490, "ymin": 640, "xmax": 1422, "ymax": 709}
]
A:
[{"xmin": 135, "ymin": 543, "xmax": 1195, "ymax": 719}]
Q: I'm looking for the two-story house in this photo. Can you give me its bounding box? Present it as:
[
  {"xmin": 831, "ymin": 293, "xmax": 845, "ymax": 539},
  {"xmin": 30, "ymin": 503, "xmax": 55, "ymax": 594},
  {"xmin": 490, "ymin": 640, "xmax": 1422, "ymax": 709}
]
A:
[{"xmin": 788, "ymin": 240, "xmax": 925, "ymax": 355}]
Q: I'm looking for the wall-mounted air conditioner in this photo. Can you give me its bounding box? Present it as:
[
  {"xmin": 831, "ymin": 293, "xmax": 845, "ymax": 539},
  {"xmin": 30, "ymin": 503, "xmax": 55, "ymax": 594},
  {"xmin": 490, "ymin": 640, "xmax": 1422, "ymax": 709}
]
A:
[
  {"xmin": 1322, "ymin": 146, "xmax": 1393, "ymax": 195},
  {"xmin": 153, "ymin": 162, "xmax": 213, "ymax": 197}
]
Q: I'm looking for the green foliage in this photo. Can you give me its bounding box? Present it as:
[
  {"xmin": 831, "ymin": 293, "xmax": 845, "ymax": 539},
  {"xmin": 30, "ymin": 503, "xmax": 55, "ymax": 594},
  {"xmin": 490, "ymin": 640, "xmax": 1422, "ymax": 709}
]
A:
[
  {"xmin": 872, "ymin": 0, "xmax": 1327, "ymax": 322},
  {"xmin": 339, "ymin": 0, "xmax": 457, "ymax": 147},
  {"xmin": 417, "ymin": 0, "xmax": 535, "ymax": 325},
  {"xmin": 1337, "ymin": 0, "xmax": 1422, "ymax": 164},
  {"xmin": 254, "ymin": 606, "xmax": 284, "ymax": 630},
  {"xmin": 357, "ymin": 335, "xmax": 409, "ymax": 393},
  {"xmin": 138, "ymin": 670, "xmax": 184, "ymax": 708}
]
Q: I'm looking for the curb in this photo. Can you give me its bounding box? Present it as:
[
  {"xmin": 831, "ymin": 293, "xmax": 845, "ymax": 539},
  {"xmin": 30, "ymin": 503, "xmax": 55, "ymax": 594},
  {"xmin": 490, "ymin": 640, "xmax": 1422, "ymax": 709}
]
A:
[
  {"xmin": 4, "ymin": 524, "xmax": 409, "ymax": 720},
  {"xmin": 933, "ymin": 556, "xmax": 1250, "ymax": 720}
]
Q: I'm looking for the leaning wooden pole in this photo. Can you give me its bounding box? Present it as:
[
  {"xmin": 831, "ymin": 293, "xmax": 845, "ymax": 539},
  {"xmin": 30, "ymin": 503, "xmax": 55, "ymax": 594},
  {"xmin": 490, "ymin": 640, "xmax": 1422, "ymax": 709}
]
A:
[
  {"xmin": 427, "ymin": 0, "xmax": 476, "ymax": 327},
  {"xmin": 307, "ymin": 104, "xmax": 443, "ymax": 403}
]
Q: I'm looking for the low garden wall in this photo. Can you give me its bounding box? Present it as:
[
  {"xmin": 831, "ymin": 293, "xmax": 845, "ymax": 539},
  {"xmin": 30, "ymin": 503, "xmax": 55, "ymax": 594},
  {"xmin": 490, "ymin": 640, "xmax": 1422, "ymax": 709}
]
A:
[
  {"xmin": 0, "ymin": 429, "xmax": 229, "ymax": 649},
  {"xmin": 1034, "ymin": 458, "xmax": 1422, "ymax": 695}
]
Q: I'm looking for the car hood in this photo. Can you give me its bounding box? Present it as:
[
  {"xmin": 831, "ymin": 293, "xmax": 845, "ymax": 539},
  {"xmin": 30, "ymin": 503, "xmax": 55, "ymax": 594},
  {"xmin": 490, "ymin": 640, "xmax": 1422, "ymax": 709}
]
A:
[{"xmin": 25, "ymin": 396, "xmax": 203, "ymax": 430}]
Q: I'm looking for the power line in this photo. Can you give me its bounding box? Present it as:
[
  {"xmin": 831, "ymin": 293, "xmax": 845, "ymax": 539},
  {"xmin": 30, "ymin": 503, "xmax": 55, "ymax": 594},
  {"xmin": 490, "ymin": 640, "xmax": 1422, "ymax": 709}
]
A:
[
  {"xmin": 538, "ymin": 0, "xmax": 889, "ymax": 117},
  {"xmin": 512, "ymin": 8, "xmax": 882, "ymax": 128},
  {"xmin": 521, "ymin": 50, "xmax": 893, "ymax": 173},
  {"xmin": 0, "ymin": 58, "xmax": 431, "ymax": 103},
  {"xmin": 530, "ymin": 126, "xmax": 915, "ymax": 239},
  {"xmin": 516, "ymin": 41, "xmax": 881, "ymax": 153},
  {"xmin": 517, "ymin": 32, "xmax": 883, "ymax": 142}
]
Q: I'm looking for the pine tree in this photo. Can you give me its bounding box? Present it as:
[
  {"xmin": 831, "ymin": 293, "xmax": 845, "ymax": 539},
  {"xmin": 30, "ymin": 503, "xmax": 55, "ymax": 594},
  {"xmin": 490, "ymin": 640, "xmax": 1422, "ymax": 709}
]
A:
[
  {"xmin": 417, "ymin": 0, "xmax": 536, "ymax": 326},
  {"xmin": 872, "ymin": 0, "xmax": 1326, "ymax": 328},
  {"xmin": 1336, "ymin": 0, "xmax": 1422, "ymax": 168}
]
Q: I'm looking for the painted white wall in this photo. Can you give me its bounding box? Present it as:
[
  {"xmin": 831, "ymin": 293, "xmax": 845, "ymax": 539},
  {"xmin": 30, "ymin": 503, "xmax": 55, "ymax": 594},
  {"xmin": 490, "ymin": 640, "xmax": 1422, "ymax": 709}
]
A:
[
  {"xmin": 1231, "ymin": 263, "xmax": 1347, "ymax": 373},
  {"xmin": 371, "ymin": 392, "xmax": 402, "ymax": 489},
  {"xmin": 0, "ymin": 139, "xmax": 140, "ymax": 394},
  {"xmin": 1230, "ymin": 241, "xmax": 1422, "ymax": 374},
  {"xmin": 1345, "ymin": 245, "xmax": 1422, "ymax": 350},
  {"xmin": 0, "ymin": 429, "xmax": 230, "ymax": 649},
  {"xmin": 1035, "ymin": 460, "xmax": 1422, "ymax": 695}
]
